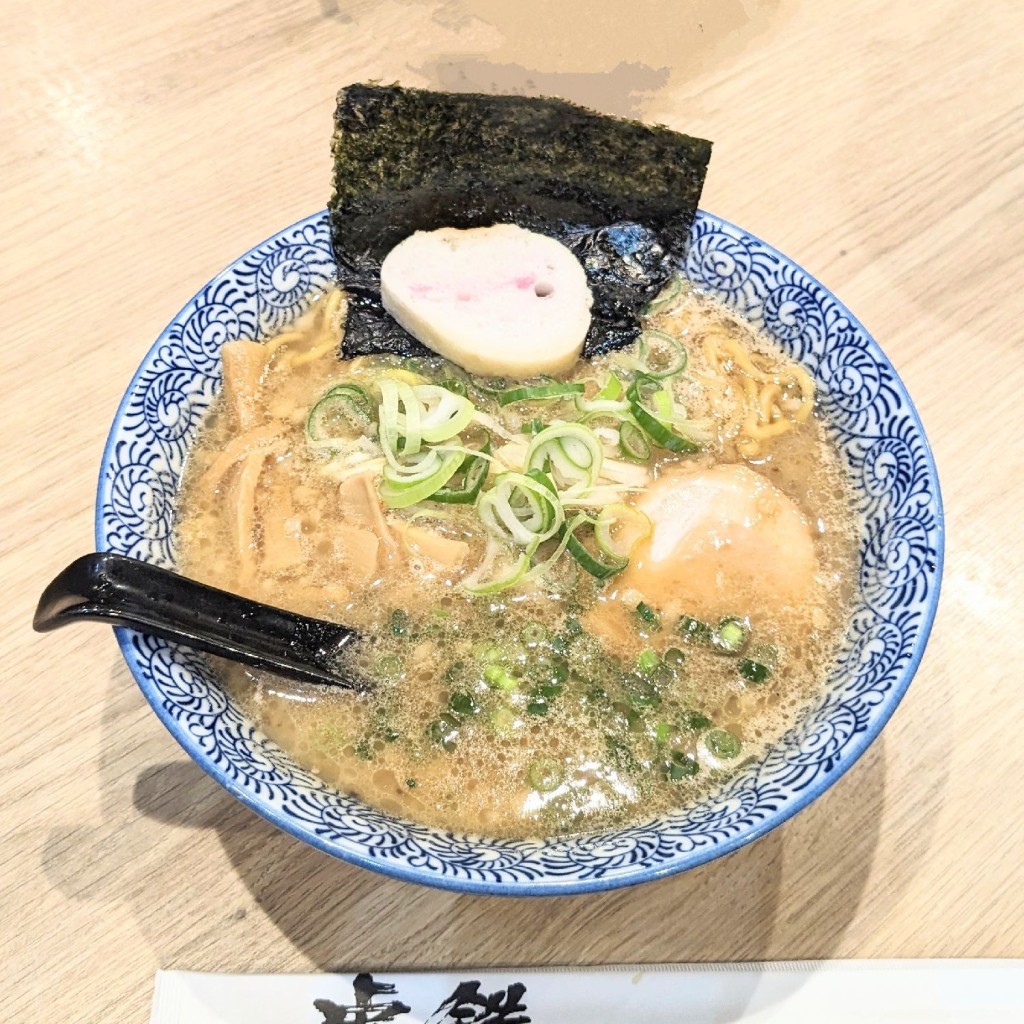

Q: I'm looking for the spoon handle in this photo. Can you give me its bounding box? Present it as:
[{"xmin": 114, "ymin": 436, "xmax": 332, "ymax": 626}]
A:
[{"xmin": 34, "ymin": 552, "xmax": 364, "ymax": 689}]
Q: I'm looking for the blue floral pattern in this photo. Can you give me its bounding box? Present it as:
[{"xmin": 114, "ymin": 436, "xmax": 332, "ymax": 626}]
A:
[{"xmin": 96, "ymin": 210, "xmax": 943, "ymax": 895}]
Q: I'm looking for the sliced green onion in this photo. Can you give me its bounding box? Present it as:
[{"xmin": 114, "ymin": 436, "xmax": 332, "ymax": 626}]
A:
[
  {"xmin": 618, "ymin": 420, "xmax": 651, "ymax": 461},
  {"xmin": 306, "ymin": 383, "xmax": 374, "ymax": 446},
  {"xmin": 594, "ymin": 503, "xmax": 651, "ymax": 561},
  {"xmin": 739, "ymin": 659, "xmax": 771, "ymax": 683},
  {"xmin": 496, "ymin": 381, "xmax": 585, "ymax": 406},
  {"xmin": 575, "ymin": 373, "xmax": 631, "ymax": 419},
  {"xmin": 678, "ymin": 615, "xmax": 712, "ymax": 644},
  {"xmin": 412, "ymin": 384, "xmax": 475, "ymax": 442},
  {"xmin": 533, "ymin": 679, "xmax": 564, "ymax": 700},
  {"xmin": 627, "ymin": 375, "xmax": 701, "ymax": 454},
  {"xmin": 651, "ymin": 387, "xmax": 674, "ymax": 423},
  {"xmin": 712, "ymin": 617, "xmax": 749, "ymax": 654},
  {"xmin": 637, "ymin": 329, "xmax": 688, "ymax": 379},
  {"xmin": 527, "ymin": 757, "xmax": 564, "ymax": 792},
  {"xmin": 477, "ymin": 471, "xmax": 564, "ymax": 546},
  {"xmin": 635, "ymin": 601, "xmax": 662, "ymax": 632},
  {"xmin": 448, "ymin": 692, "xmax": 480, "ymax": 717},
  {"xmin": 637, "ymin": 648, "xmax": 659, "ymax": 674},
  {"xmin": 562, "ymin": 516, "xmax": 629, "ymax": 580},
  {"xmin": 705, "ymin": 728, "xmax": 742, "ymax": 759},
  {"xmin": 431, "ymin": 433, "xmax": 491, "ymax": 504},
  {"xmin": 626, "ymin": 676, "xmax": 661, "ymax": 709},
  {"xmin": 520, "ymin": 623, "xmax": 548, "ymax": 647},
  {"xmin": 376, "ymin": 654, "xmax": 404, "ymax": 681},
  {"xmin": 489, "ymin": 707, "xmax": 516, "ymax": 737},
  {"xmin": 438, "ymin": 378, "xmax": 469, "ymax": 397},
  {"xmin": 739, "ymin": 643, "xmax": 777, "ymax": 683},
  {"xmin": 597, "ymin": 373, "xmax": 624, "ymax": 400},
  {"xmin": 379, "ymin": 449, "xmax": 464, "ymax": 509},
  {"xmin": 525, "ymin": 424, "xmax": 604, "ymax": 496},
  {"xmin": 484, "ymin": 663, "xmax": 518, "ymax": 692},
  {"xmin": 473, "ymin": 643, "xmax": 503, "ymax": 664},
  {"xmin": 377, "ymin": 379, "xmax": 474, "ymax": 466},
  {"xmin": 682, "ymin": 710, "xmax": 712, "ymax": 732},
  {"xmin": 462, "ymin": 544, "xmax": 535, "ymax": 596},
  {"xmin": 532, "ymin": 655, "xmax": 573, "ymax": 688},
  {"xmin": 655, "ymin": 721, "xmax": 671, "ymax": 746},
  {"xmin": 642, "ymin": 274, "xmax": 682, "ymax": 315},
  {"xmin": 521, "ymin": 512, "xmax": 586, "ymax": 583},
  {"xmin": 377, "ymin": 379, "xmax": 422, "ymax": 462},
  {"xmin": 665, "ymin": 751, "xmax": 700, "ymax": 779}
]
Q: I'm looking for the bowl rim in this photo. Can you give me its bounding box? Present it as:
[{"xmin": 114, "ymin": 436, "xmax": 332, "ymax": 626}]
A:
[{"xmin": 96, "ymin": 208, "xmax": 944, "ymax": 895}]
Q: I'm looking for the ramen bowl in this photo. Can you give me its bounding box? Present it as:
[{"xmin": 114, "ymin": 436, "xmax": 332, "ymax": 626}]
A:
[{"xmin": 98, "ymin": 210, "xmax": 943, "ymax": 895}]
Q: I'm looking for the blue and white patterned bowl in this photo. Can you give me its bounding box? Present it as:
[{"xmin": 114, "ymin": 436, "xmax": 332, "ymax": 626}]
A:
[{"xmin": 98, "ymin": 210, "xmax": 943, "ymax": 895}]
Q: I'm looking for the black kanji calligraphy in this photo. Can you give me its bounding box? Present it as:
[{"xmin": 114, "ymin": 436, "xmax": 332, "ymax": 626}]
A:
[
  {"xmin": 314, "ymin": 973, "xmax": 411, "ymax": 1023},
  {"xmin": 424, "ymin": 980, "xmax": 530, "ymax": 1024}
]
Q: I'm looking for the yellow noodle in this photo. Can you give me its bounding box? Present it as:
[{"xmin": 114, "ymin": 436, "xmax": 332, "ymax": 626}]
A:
[
  {"xmin": 758, "ymin": 383, "xmax": 782, "ymax": 423},
  {"xmin": 289, "ymin": 332, "xmax": 342, "ymax": 368},
  {"xmin": 263, "ymin": 330, "xmax": 306, "ymax": 358},
  {"xmin": 790, "ymin": 365, "xmax": 816, "ymax": 422},
  {"xmin": 755, "ymin": 419, "xmax": 796, "ymax": 440},
  {"xmin": 320, "ymin": 286, "xmax": 344, "ymax": 323},
  {"xmin": 271, "ymin": 289, "xmax": 346, "ymax": 370},
  {"xmin": 702, "ymin": 327, "xmax": 815, "ymax": 452},
  {"xmin": 735, "ymin": 435, "xmax": 761, "ymax": 458}
]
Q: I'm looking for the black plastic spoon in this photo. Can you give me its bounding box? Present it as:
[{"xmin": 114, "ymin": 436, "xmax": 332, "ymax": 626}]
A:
[{"xmin": 33, "ymin": 552, "xmax": 364, "ymax": 689}]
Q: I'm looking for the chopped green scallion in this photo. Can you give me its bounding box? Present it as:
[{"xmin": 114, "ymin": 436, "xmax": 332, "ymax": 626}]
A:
[
  {"xmin": 635, "ymin": 601, "xmax": 662, "ymax": 632},
  {"xmin": 637, "ymin": 648, "xmax": 660, "ymax": 674},
  {"xmin": 739, "ymin": 659, "xmax": 771, "ymax": 683},
  {"xmin": 712, "ymin": 617, "xmax": 749, "ymax": 654},
  {"xmin": 706, "ymin": 728, "xmax": 742, "ymax": 759},
  {"xmin": 665, "ymin": 751, "xmax": 700, "ymax": 780},
  {"xmin": 483, "ymin": 664, "xmax": 518, "ymax": 692},
  {"xmin": 534, "ymin": 681, "xmax": 564, "ymax": 700},
  {"xmin": 448, "ymin": 692, "xmax": 480, "ymax": 717},
  {"xmin": 678, "ymin": 615, "xmax": 712, "ymax": 644},
  {"xmin": 520, "ymin": 623, "xmax": 548, "ymax": 647},
  {"xmin": 682, "ymin": 711, "xmax": 712, "ymax": 732},
  {"xmin": 489, "ymin": 706, "xmax": 516, "ymax": 737},
  {"xmin": 474, "ymin": 643, "xmax": 503, "ymax": 664},
  {"xmin": 376, "ymin": 654, "xmax": 404, "ymax": 681}
]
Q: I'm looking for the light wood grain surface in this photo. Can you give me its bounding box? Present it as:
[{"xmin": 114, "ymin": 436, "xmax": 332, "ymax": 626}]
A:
[{"xmin": 4, "ymin": 1, "xmax": 1023, "ymax": 1020}]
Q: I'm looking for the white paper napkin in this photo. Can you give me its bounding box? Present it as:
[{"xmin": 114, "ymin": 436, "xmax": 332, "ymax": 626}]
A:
[{"xmin": 151, "ymin": 961, "xmax": 1024, "ymax": 1023}]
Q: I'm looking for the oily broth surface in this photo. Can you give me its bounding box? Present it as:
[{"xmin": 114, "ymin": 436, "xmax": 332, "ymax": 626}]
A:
[{"xmin": 176, "ymin": 286, "xmax": 860, "ymax": 838}]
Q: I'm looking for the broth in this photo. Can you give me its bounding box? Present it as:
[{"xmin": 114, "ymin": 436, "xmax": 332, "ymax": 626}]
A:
[{"xmin": 175, "ymin": 282, "xmax": 860, "ymax": 838}]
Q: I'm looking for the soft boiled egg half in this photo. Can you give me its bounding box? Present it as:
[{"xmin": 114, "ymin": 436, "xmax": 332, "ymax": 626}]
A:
[{"xmin": 587, "ymin": 464, "xmax": 819, "ymax": 646}]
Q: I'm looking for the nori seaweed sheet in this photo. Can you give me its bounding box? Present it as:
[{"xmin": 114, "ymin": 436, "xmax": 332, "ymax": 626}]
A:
[{"xmin": 329, "ymin": 83, "xmax": 712, "ymax": 361}]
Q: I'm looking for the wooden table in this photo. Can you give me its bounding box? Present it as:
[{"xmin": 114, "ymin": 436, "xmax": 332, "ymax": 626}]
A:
[{"xmin": 4, "ymin": 2, "xmax": 1023, "ymax": 1020}]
